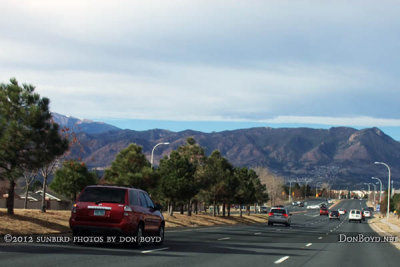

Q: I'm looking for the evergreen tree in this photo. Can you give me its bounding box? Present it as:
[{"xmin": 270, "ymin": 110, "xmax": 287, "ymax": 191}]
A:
[
  {"xmin": 0, "ymin": 78, "xmax": 68, "ymax": 214},
  {"xmin": 104, "ymin": 143, "xmax": 157, "ymax": 191},
  {"xmin": 50, "ymin": 160, "xmax": 97, "ymax": 201}
]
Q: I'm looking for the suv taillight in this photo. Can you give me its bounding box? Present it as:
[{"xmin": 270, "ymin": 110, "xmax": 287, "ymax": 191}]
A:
[
  {"xmin": 283, "ymin": 213, "xmax": 288, "ymax": 218},
  {"xmin": 124, "ymin": 205, "xmax": 132, "ymax": 216},
  {"xmin": 268, "ymin": 212, "xmax": 273, "ymax": 216},
  {"xmin": 72, "ymin": 204, "xmax": 77, "ymax": 214}
]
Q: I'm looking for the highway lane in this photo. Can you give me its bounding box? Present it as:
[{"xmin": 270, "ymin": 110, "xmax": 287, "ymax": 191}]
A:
[{"xmin": 1, "ymin": 200, "xmax": 399, "ymax": 267}]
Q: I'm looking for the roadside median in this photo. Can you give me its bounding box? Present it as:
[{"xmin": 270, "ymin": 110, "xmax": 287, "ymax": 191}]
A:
[{"xmin": 0, "ymin": 208, "xmax": 268, "ymax": 235}]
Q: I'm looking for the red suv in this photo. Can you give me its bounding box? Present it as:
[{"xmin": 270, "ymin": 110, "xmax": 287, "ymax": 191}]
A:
[{"xmin": 69, "ymin": 185, "xmax": 164, "ymax": 246}]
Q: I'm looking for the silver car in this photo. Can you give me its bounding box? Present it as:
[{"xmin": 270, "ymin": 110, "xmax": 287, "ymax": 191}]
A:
[{"xmin": 268, "ymin": 206, "xmax": 292, "ymax": 226}]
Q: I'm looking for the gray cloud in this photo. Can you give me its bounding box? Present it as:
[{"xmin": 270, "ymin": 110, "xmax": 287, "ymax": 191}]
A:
[{"xmin": 1, "ymin": 0, "xmax": 399, "ymax": 126}]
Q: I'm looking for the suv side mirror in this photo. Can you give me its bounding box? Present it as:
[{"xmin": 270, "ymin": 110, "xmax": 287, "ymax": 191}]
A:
[{"xmin": 154, "ymin": 203, "xmax": 163, "ymax": 211}]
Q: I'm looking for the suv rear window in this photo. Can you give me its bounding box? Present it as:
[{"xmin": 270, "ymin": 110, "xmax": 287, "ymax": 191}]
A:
[
  {"xmin": 78, "ymin": 187, "xmax": 126, "ymax": 204},
  {"xmin": 271, "ymin": 209, "xmax": 286, "ymax": 214}
]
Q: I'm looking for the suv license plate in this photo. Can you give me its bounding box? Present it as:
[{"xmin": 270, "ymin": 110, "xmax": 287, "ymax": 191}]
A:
[{"xmin": 94, "ymin": 210, "xmax": 105, "ymax": 216}]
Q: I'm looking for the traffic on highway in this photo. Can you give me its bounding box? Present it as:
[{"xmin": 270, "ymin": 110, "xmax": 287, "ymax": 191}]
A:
[{"xmin": 1, "ymin": 199, "xmax": 399, "ymax": 267}]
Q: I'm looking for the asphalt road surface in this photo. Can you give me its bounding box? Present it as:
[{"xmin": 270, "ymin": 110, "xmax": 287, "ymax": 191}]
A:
[{"xmin": 1, "ymin": 199, "xmax": 399, "ymax": 267}]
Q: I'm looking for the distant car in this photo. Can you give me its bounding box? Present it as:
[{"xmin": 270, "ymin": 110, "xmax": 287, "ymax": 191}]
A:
[
  {"xmin": 338, "ymin": 208, "xmax": 347, "ymax": 215},
  {"xmin": 361, "ymin": 210, "xmax": 366, "ymax": 221},
  {"xmin": 327, "ymin": 199, "xmax": 334, "ymax": 204},
  {"xmin": 363, "ymin": 210, "xmax": 371, "ymax": 218},
  {"xmin": 349, "ymin": 209, "xmax": 362, "ymax": 223},
  {"xmin": 259, "ymin": 206, "xmax": 268, "ymax": 213},
  {"xmin": 329, "ymin": 210, "xmax": 340, "ymax": 220},
  {"xmin": 307, "ymin": 204, "xmax": 320, "ymax": 209},
  {"xmin": 320, "ymin": 207, "xmax": 329, "ymax": 216},
  {"xmin": 268, "ymin": 207, "xmax": 292, "ymax": 227},
  {"xmin": 298, "ymin": 202, "xmax": 304, "ymax": 207},
  {"xmin": 292, "ymin": 202, "xmax": 298, "ymax": 206}
]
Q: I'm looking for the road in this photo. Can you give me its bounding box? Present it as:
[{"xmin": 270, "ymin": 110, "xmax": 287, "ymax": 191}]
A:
[{"xmin": 1, "ymin": 199, "xmax": 399, "ymax": 267}]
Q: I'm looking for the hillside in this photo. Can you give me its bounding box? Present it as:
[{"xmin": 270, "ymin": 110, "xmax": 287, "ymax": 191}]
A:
[{"xmin": 55, "ymin": 114, "xmax": 400, "ymax": 189}]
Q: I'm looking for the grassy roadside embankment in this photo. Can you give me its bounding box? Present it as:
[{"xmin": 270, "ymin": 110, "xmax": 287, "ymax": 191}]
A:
[
  {"xmin": 366, "ymin": 202, "xmax": 400, "ymax": 250},
  {"xmin": 0, "ymin": 208, "xmax": 268, "ymax": 235}
]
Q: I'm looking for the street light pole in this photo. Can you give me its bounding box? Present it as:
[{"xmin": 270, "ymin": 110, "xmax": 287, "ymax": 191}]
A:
[
  {"xmin": 364, "ymin": 183, "xmax": 371, "ymax": 200},
  {"xmin": 374, "ymin": 162, "xmax": 391, "ymax": 220},
  {"xmin": 370, "ymin": 183, "xmax": 377, "ymax": 207},
  {"xmin": 288, "ymin": 180, "xmax": 295, "ymax": 203},
  {"xmin": 151, "ymin": 142, "xmax": 170, "ymax": 168},
  {"xmin": 316, "ymin": 182, "xmax": 323, "ymax": 198},
  {"xmin": 371, "ymin": 177, "xmax": 383, "ymax": 203}
]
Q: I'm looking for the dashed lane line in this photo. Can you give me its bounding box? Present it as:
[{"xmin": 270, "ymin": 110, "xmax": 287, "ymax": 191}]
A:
[
  {"xmin": 141, "ymin": 247, "xmax": 169, "ymax": 254},
  {"xmin": 274, "ymin": 256, "xmax": 290, "ymax": 264}
]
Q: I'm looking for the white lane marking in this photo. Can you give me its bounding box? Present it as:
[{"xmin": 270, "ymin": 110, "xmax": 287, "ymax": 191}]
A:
[
  {"xmin": 141, "ymin": 247, "xmax": 169, "ymax": 254},
  {"xmin": 318, "ymin": 237, "xmax": 323, "ymax": 240},
  {"xmin": 274, "ymin": 256, "xmax": 290, "ymax": 264},
  {"xmin": 254, "ymin": 232, "xmax": 262, "ymax": 235},
  {"xmin": 218, "ymin": 237, "xmax": 231, "ymax": 241},
  {"xmin": 306, "ymin": 243, "xmax": 312, "ymax": 247}
]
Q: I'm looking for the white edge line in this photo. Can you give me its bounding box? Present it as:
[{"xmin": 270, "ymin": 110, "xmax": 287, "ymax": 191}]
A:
[
  {"xmin": 141, "ymin": 247, "xmax": 169, "ymax": 254},
  {"xmin": 274, "ymin": 256, "xmax": 290, "ymax": 264},
  {"xmin": 217, "ymin": 237, "xmax": 231, "ymax": 241}
]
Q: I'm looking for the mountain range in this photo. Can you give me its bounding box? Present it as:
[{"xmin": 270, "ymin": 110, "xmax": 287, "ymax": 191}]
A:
[{"xmin": 51, "ymin": 113, "xmax": 400, "ymax": 189}]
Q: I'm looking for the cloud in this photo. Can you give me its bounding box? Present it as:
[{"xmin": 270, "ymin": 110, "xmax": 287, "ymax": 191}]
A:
[{"xmin": 0, "ymin": 0, "xmax": 399, "ymax": 127}]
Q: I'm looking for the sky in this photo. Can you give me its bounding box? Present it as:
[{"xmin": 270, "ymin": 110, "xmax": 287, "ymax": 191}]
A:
[{"xmin": 1, "ymin": 0, "xmax": 400, "ymax": 140}]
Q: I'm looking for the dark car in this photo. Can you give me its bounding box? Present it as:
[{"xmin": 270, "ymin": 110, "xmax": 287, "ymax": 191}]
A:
[
  {"xmin": 69, "ymin": 185, "xmax": 164, "ymax": 247},
  {"xmin": 329, "ymin": 210, "xmax": 340, "ymax": 220}
]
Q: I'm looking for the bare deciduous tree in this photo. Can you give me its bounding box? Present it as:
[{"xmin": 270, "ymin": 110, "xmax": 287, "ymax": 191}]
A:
[{"xmin": 254, "ymin": 167, "xmax": 284, "ymax": 206}]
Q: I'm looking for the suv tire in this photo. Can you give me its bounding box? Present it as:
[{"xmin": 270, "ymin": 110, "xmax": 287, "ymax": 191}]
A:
[
  {"xmin": 135, "ymin": 224, "xmax": 144, "ymax": 248},
  {"xmin": 154, "ymin": 225, "xmax": 164, "ymax": 246}
]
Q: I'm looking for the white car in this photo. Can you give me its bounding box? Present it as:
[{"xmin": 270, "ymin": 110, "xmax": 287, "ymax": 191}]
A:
[
  {"xmin": 307, "ymin": 204, "xmax": 320, "ymax": 209},
  {"xmin": 363, "ymin": 210, "xmax": 371, "ymax": 218},
  {"xmin": 338, "ymin": 208, "xmax": 346, "ymax": 215},
  {"xmin": 349, "ymin": 209, "xmax": 362, "ymax": 223}
]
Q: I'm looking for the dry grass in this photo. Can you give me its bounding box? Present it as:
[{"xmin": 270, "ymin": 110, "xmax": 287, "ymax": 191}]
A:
[
  {"xmin": 0, "ymin": 208, "xmax": 267, "ymax": 235},
  {"xmin": 368, "ymin": 211, "xmax": 400, "ymax": 249},
  {"xmin": 0, "ymin": 208, "xmax": 70, "ymax": 235},
  {"xmin": 164, "ymin": 213, "xmax": 268, "ymax": 228}
]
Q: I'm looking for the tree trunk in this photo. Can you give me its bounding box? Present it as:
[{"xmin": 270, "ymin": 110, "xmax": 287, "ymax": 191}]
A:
[
  {"xmin": 222, "ymin": 202, "xmax": 226, "ymax": 217},
  {"xmin": 227, "ymin": 203, "xmax": 231, "ymax": 217},
  {"xmin": 180, "ymin": 204, "xmax": 184, "ymax": 215},
  {"xmin": 24, "ymin": 183, "xmax": 29, "ymax": 209},
  {"xmin": 246, "ymin": 205, "xmax": 250, "ymax": 216},
  {"xmin": 7, "ymin": 180, "xmax": 15, "ymax": 215},
  {"xmin": 187, "ymin": 200, "xmax": 192, "ymax": 216},
  {"xmin": 239, "ymin": 203, "xmax": 243, "ymax": 217},
  {"xmin": 169, "ymin": 202, "xmax": 174, "ymax": 216},
  {"xmin": 167, "ymin": 200, "xmax": 170, "ymax": 214},
  {"xmin": 213, "ymin": 199, "xmax": 217, "ymax": 217},
  {"xmin": 194, "ymin": 200, "xmax": 198, "ymax": 215},
  {"xmin": 41, "ymin": 171, "xmax": 48, "ymax": 212}
]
